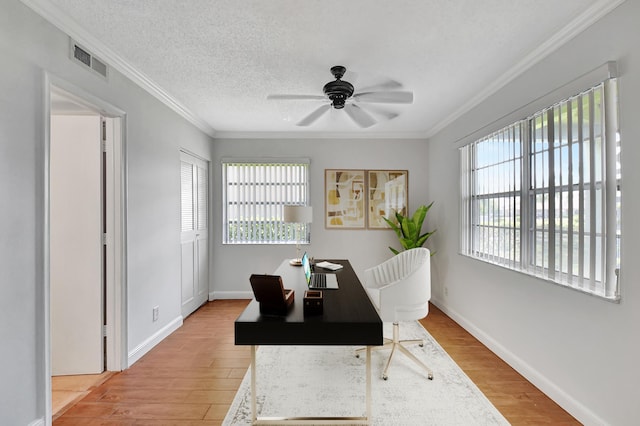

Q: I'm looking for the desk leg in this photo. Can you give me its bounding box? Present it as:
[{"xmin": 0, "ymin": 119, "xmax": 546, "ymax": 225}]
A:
[
  {"xmin": 251, "ymin": 345, "xmax": 257, "ymax": 424},
  {"xmin": 366, "ymin": 346, "xmax": 371, "ymax": 422},
  {"xmin": 250, "ymin": 345, "xmax": 371, "ymax": 425}
]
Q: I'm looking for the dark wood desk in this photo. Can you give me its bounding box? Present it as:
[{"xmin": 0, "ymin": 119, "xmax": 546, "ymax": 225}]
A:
[{"xmin": 235, "ymin": 259, "xmax": 383, "ymax": 425}]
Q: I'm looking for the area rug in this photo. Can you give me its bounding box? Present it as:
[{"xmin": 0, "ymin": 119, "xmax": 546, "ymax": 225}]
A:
[{"xmin": 223, "ymin": 321, "xmax": 509, "ymax": 425}]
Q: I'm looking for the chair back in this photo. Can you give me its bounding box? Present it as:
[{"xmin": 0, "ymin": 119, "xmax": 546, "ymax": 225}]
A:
[{"xmin": 364, "ymin": 247, "xmax": 431, "ymax": 322}]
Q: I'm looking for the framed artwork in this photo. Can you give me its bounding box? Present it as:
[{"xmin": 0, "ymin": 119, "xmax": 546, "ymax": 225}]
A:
[
  {"xmin": 325, "ymin": 169, "xmax": 366, "ymax": 229},
  {"xmin": 367, "ymin": 170, "xmax": 408, "ymax": 229}
]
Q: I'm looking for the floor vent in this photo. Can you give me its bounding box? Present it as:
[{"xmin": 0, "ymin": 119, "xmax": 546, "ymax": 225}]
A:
[{"xmin": 70, "ymin": 39, "xmax": 108, "ymax": 79}]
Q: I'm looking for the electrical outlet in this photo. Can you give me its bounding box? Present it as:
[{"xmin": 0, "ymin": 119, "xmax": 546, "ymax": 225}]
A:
[
  {"xmin": 153, "ymin": 306, "xmax": 159, "ymax": 322},
  {"xmin": 444, "ymin": 286, "xmax": 449, "ymax": 297}
]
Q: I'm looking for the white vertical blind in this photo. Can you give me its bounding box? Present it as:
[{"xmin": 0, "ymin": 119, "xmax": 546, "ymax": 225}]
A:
[
  {"xmin": 197, "ymin": 164, "xmax": 208, "ymax": 231},
  {"xmin": 181, "ymin": 160, "xmax": 194, "ymax": 232},
  {"xmin": 460, "ymin": 122, "xmax": 523, "ymax": 268},
  {"xmin": 528, "ymin": 85, "xmax": 610, "ymax": 292},
  {"xmin": 460, "ymin": 80, "xmax": 621, "ymax": 301},
  {"xmin": 222, "ymin": 160, "xmax": 310, "ymax": 244}
]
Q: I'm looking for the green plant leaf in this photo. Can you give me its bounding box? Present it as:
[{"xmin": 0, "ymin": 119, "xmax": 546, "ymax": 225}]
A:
[
  {"xmin": 384, "ymin": 202, "xmax": 436, "ymax": 254},
  {"xmin": 382, "ymin": 215, "xmax": 402, "ymax": 239},
  {"xmin": 401, "ymin": 218, "xmax": 416, "ymax": 242},
  {"xmin": 401, "ymin": 237, "xmax": 416, "ymax": 250},
  {"xmin": 416, "ymin": 230, "xmax": 435, "ymax": 247},
  {"xmin": 412, "ymin": 205, "xmax": 427, "ymax": 230}
]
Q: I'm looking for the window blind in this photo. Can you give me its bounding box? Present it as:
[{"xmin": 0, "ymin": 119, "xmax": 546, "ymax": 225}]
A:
[
  {"xmin": 181, "ymin": 160, "xmax": 194, "ymax": 232},
  {"xmin": 460, "ymin": 80, "xmax": 621, "ymax": 300},
  {"xmin": 461, "ymin": 122, "xmax": 523, "ymax": 269},
  {"xmin": 197, "ymin": 165, "xmax": 208, "ymax": 231},
  {"xmin": 222, "ymin": 161, "xmax": 310, "ymax": 244}
]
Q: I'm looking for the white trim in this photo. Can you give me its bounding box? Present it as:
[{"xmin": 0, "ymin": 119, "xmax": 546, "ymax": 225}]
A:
[
  {"xmin": 48, "ymin": 79, "xmax": 129, "ymax": 370},
  {"xmin": 44, "ymin": 73, "xmax": 129, "ymax": 425},
  {"xmin": 28, "ymin": 419, "xmax": 45, "ymax": 426},
  {"xmin": 21, "ymin": 0, "xmax": 216, "ymax": 138},
  {"xmin": 210, "ymin": 290, "xmax": 253, "ymax": 300},
  {"xmin": 20, "ymin": 0, "xmax": 622, "ymax": 142},
  {"xmin": 430, "ymin": 299, "xmax": 608, "ymax": 426},
  {"xmin": 42, "ymin": 73, "xmax": 52, "ymax": 426},
  {"xmin": 214, "ymin": 131, "xmax": 429, "ymax": 140},
  {"xmin": 104, "ymin": 116, "xmax": 127, "ymax": 371},
  {"xmin": 127, "ymin": 316, "xmax": 183, "ymax": 367},
  {"xmin": 180, "ymin": 148, "xmax": 210, "ymax": 164},
  {"xmin": 221, "ymin": 157, "xmax": 310, "ymax": 165},
  {"xmin": 426, "ymin": 0, "xmax": 626, "ymax": 139}
]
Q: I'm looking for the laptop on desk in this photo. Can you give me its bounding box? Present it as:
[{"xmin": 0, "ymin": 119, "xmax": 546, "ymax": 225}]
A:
[{"xmin": 301, "ymin": 252, "xmax": 339, "ymax": 289}]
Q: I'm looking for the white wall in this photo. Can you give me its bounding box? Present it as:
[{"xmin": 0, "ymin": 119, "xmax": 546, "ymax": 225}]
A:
[
  {"xmin": 427, "ymin": 1, "xmax": 639, "ymax": 424},
  {"xmin": 0, "ymin": 1, "xmax": 213, "ymax": 424},
  {"xmin": 210, "ymin": 138, "xmax": 431, "ymax": 296}
]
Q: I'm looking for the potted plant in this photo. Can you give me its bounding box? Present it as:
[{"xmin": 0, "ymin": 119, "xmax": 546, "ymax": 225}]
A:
[{"xmin": 383, "ymin": 202, "xmax": 436, "ymax": 255}]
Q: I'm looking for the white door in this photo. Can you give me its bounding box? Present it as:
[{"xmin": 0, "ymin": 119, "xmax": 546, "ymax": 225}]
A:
[
  {"xmin": 50, "ymin": 114, "xmax": 104, "ymax": 375},
  {"xmin": 180, "ymin": 152, "xmax": 209, "ymax": 317}
]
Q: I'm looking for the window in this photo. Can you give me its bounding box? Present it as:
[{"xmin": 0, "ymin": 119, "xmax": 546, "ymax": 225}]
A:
[
  {"xmin": 222, "ymin": 159, "xmax": 310, "ymax": 244},
  {"xmin": 461, "ymin": 79, "xmax": 621, "ymax": 300}
]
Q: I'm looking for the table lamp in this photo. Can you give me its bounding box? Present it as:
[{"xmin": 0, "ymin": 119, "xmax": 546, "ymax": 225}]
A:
[{"xmin": 283, "ymin": 205, "xmax": 313, "ymax": 266}]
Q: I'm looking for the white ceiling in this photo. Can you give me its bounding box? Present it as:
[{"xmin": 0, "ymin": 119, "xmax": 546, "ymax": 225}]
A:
[{"xmin": 30, "ymin": 0, "xmax": 619, "ymax": 138}]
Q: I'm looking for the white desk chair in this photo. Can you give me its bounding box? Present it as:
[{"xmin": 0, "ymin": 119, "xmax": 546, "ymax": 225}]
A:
[{"xmin": 357, "ymin": 247, "xmax": 433, "ymax": 380}]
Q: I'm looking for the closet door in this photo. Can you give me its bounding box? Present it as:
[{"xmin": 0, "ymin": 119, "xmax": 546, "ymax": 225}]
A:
[{"xmin": 180, "ymin": 152, "xmax": 209, "ymax": 317}]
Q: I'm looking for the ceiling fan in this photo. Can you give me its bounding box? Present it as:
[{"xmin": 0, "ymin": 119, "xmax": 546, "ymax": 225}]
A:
[{"xmin": 267, "ymin": 66, "xmax": 413, "ymax": 128}]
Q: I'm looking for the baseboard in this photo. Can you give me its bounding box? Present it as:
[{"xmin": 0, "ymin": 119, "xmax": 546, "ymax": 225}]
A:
[
  {"xmin": 127, "ymin": 315, "xmax": 183, "ymax": 367},
  {"xmin": 430, "ymin": 299, "xmax": 607, "ymax": 426},
  {"xmin": 28, "ymin": 419, "xmax": 44, "ymax": 426},
  {"xmin": 209, "ymin": 290, "xmax": 253, "ymax": 300}
]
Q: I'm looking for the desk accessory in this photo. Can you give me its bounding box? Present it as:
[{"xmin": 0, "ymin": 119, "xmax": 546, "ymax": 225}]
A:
[
  {"xmin": 249, "ymin": 274, "xmax": 294, "ymax": 315},
  {"xmin": 303, "ymin": 290, "xmax": 323, "ymax": 315},
  {"xmin": 315, "ymin": 261, "xmax": 343, "ymax": 271}
]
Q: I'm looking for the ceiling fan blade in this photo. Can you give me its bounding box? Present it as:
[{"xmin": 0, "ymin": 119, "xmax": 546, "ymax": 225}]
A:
[
  {"xmin": 364, "ymin": 104, "xmax": 399, "ymax": 120},
  {"xmin": 352, "ymin": 91, "xmax": 414, "ymax": 104},
  {"xmin": 356, "ymin": 79, "xmax": 403, "ymax": 93},
  {"xmin": 297, "ymin": 104, "xmax": 331, "ymax": 126},
  {"xmin": 344, "ymin": 104, "xmax": 377, "ymax": 128},
  {"xmin": 267, "ymin": 94, "xmax": 326, "ymax": 101}
]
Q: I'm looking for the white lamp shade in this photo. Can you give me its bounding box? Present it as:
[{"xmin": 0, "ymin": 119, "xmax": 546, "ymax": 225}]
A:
[{"xmin": 283, "ymin": 205, "xmax": 313, "ymax": 223}]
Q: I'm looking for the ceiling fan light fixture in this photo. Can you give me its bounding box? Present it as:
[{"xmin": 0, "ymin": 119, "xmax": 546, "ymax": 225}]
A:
[
  {"xmin": 323, "ymin": 80, "xmax": 354, "ymax": 109},
  {"xmin": 322, "ymin": 65, "xmax": 354, "ymax": 109},
  {"xmin": 267, "ymin": 65, "xmax": 413, "ymax": 127}
]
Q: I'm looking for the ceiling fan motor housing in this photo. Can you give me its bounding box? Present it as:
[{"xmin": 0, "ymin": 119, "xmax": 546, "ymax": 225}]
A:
[{"xmin": 324, "ymin": 65, "xmax": 353, "ymax": 109}]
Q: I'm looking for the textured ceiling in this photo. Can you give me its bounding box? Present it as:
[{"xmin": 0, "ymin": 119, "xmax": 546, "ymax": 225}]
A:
[{"xmin": 38, "ymin": 0, "xmax": 613, "ymax": 138}]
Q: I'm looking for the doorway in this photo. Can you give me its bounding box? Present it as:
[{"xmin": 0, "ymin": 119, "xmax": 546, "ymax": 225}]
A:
[{"xmin": 46, "ymin": 78, "xmax": 126, "ymax": 421}]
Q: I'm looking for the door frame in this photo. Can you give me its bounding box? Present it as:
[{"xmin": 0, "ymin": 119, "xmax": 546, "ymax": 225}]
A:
[{"xmin": 43, "ymin": 73, "xmax": 128, "ymax": 423}]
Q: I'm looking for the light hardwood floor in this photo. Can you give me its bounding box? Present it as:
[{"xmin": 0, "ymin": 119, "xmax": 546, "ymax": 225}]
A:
[
  {"xmin": 53, "ymin": 300, "xmax": 579, "ymax": 425},
  {"xmin": 52, "ymin": 372, "xmax": 115, "ymax": 421}
]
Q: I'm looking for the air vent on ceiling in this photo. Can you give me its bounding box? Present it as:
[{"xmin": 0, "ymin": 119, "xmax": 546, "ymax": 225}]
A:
[{"xmin": 70, "ymin": 39, "xmax": 108, "ymax": 79}]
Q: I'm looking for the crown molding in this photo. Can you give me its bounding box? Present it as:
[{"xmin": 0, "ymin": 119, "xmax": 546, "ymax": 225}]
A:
[
  {"xmin": 212, "ymin": 130, "xmax": 429, "ymax": 140},
  {"xmin": 426, "ymin": 0, "xmax": 627, "ymax": 139},
  {"xmin": 21, "ymin": 0, "xmax": 217, "ymax": 138},
  {"xmin": 21, "ymin": 0, "xmax": 624, "ymax": 142}
]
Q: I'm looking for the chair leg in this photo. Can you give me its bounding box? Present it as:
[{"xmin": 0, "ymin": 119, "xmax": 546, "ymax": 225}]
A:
[
  {"xmin": 396, "ymin": 342, "xmax": 433, "ymax": 380},
  {"xmin": 381, "ymin": 339, "xmax": 398, "ymax": 380},
  {"xmin": 357, "ymin": 323, "xmax": 433, "ymax": 380},
  {"xmin": 355, "ymin": 338, "xmax": 392, "ymax": 357}
]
